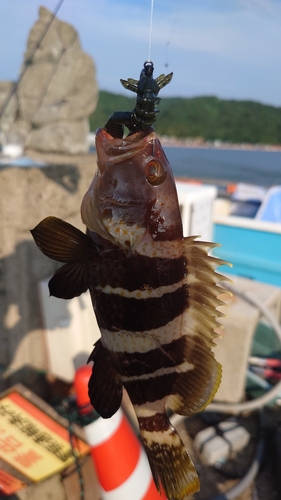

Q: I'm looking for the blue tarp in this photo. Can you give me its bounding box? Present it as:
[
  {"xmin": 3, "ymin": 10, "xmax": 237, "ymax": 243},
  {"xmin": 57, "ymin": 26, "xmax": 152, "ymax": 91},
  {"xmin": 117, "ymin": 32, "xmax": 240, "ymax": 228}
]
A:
[{"xmin": 256, "ymin": 186, "xmax": 281, "ymax": 223}]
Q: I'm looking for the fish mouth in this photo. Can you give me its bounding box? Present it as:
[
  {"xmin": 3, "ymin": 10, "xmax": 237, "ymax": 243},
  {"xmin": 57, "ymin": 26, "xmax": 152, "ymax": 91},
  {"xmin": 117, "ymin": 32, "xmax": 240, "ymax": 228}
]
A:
[{"xmin": 100, "ymin": 197, "xmax": 144, "ymax": 207}]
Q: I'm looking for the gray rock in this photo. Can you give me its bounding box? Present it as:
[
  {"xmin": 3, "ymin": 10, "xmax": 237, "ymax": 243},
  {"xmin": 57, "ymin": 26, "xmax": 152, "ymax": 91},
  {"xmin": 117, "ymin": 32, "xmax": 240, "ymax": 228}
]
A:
[
  {"xmin": 0, "ymin": 81, "xmax": 18, "ymax": 135},
  {"xmin": 1, "ymin": 6, "xmax": 98, "ymax": 154},
  {"xmin": 7, "ymin": 119, "xmax": 31, "ymax": 146},
  {"xmin": 25, "ymin": 119, "xmax": 90, "ymax": 154}
]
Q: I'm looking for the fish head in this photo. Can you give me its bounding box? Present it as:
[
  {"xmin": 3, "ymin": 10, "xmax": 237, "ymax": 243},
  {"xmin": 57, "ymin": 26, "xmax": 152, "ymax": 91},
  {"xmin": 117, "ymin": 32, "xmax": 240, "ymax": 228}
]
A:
[{"xmin": 81, "ymin": 127, "xmax": 183, "ymax": 252}]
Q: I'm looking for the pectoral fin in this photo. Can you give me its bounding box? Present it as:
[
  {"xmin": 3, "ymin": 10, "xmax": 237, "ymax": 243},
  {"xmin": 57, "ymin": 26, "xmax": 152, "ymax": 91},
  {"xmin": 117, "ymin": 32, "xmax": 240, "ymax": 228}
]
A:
[
  {"xmin": 31, "ymin": 216, "xmax": 98, "ymax": 299},
  {"xmin": 31, "ymin": 216, "xmax": 97, "ymax": 262},
  {"xmin": 48, "ymin": 262, "xmax": 89, "ymax": 299}
]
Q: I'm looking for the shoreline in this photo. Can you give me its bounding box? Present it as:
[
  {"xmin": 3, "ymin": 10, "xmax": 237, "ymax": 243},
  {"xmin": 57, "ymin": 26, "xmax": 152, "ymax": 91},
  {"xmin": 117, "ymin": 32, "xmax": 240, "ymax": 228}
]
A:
[{"xmin": 160, "ymin": 136, "xmax": 281, "ymax": 152}]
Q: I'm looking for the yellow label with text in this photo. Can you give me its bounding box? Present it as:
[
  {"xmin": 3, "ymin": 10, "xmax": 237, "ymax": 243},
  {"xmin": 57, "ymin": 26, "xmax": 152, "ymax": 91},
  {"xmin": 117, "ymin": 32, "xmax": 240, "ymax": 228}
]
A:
[{"xmin": 0, "ymin": 397, "xmax": 80, "ymax": 481}]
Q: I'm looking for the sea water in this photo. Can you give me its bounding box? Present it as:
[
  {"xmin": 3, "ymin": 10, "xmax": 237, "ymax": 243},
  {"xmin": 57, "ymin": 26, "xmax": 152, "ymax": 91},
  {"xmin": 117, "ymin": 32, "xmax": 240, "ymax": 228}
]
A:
[{"xmin": 164, "ymin": 147, "xmax": 281, "ymax": 187}]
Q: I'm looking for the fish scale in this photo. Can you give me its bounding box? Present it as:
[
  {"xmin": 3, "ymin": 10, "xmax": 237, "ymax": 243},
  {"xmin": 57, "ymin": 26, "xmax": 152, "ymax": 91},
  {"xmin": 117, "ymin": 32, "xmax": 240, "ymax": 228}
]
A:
[{"xmin": 31, "ymin": 120, "xmax": 227, "ymax": 500}]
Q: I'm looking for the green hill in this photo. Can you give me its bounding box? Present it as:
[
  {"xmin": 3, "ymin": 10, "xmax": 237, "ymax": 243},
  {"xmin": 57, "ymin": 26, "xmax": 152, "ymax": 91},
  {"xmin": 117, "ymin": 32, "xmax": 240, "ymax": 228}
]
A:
[{"xmin": 89, "ymin": 91, "xmax": 281, "ymax": 145}]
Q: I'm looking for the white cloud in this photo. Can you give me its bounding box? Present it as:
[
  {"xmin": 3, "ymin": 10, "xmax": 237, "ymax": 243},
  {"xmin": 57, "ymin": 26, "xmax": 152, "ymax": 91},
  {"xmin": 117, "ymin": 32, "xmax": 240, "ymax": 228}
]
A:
[{"xmin": 149, "ymin": 1, "xmax": 281, "ymax": 67}]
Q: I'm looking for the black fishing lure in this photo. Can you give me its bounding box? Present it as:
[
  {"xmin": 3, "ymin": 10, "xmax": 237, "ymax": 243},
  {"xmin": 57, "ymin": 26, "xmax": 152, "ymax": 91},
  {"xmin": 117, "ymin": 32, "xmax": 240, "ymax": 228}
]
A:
[{"xmin": 104, "ymin": 60, "xmax": 173, "ymax": 138}]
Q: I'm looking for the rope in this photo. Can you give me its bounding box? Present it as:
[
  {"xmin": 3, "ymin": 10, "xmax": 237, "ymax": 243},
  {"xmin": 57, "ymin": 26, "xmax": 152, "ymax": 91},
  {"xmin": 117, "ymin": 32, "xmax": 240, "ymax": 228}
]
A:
[{"xmin": 53, "ymin": 396, "xmax": 99, "ymax": 500}]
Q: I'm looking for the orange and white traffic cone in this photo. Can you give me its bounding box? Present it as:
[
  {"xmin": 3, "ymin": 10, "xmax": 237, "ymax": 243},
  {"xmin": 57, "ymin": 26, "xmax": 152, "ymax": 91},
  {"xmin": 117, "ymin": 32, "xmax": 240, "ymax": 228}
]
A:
[{"xmin": 74, "ymin": 366, "xmax": 165, "ymax": 500}]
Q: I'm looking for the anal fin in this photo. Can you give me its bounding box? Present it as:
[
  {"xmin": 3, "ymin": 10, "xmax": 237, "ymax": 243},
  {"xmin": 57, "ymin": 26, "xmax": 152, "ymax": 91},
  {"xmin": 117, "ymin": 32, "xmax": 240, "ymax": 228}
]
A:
[{"xmin": 167, "ymin": 337, "xmax": 222, "ymax": 416}]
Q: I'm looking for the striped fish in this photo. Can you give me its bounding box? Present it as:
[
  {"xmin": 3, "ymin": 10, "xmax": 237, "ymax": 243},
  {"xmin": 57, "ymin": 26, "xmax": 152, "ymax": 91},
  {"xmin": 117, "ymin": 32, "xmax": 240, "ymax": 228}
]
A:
[{"xmin": 31, "ymin": 127, "xmax": 226, "ymax": 500}]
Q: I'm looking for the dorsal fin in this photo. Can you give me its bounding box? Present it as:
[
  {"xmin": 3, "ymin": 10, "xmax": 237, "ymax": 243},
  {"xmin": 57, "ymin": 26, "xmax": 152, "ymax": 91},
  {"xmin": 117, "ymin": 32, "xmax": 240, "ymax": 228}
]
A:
[{"xmin": 166, "ymin": 236, "xmax": 230, "ymax": 416}]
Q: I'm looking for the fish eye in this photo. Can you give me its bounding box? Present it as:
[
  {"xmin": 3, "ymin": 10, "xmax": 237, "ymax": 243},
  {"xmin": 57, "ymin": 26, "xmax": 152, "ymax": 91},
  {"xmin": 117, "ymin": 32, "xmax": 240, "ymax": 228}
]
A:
[{"xmin": 145, "ymin": 160, "xmax": 167, "ymax": 186}]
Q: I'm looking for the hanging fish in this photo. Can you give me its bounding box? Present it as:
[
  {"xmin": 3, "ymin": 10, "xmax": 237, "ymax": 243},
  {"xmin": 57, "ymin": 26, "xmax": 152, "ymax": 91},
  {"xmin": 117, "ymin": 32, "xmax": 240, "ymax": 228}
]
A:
[{"xmin": 31, "ymin": 64, "xmax": 227, "ymax": 500}]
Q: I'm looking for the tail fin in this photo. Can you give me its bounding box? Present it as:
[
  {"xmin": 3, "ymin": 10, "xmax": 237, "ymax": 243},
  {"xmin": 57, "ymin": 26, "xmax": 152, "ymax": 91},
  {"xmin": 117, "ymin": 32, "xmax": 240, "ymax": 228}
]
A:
[{"xmin": 138, "ymin": 412, "xmax": 199, "ymax": 500}]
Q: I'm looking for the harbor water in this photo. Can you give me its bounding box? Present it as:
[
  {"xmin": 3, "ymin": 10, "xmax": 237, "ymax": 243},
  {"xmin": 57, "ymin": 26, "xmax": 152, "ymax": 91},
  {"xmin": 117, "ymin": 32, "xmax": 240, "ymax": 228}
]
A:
[{"xmin": 164, "ymin": 146, "xmax": 281, "ymax": 187}]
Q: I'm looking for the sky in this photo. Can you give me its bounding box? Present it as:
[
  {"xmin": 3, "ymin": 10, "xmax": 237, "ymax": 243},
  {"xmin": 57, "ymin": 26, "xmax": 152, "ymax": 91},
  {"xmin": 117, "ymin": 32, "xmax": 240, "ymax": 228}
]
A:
[{"xmin": 1, "ymin": 0, "xmax": 281, "ymax": 106}]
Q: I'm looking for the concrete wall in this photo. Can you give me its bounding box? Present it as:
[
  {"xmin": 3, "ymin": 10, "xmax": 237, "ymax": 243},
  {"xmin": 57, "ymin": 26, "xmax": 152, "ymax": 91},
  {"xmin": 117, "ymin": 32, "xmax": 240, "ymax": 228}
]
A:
[{"xmin": 0, "ymin": 152, "xmax": 96, "ymax": 373}]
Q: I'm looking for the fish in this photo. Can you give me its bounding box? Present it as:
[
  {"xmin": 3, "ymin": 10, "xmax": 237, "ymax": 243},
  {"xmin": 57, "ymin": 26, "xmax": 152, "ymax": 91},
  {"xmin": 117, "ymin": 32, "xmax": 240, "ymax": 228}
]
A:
[{"xmin": 31, "ymin": 126, "xmax": 226, "ymax": 500}]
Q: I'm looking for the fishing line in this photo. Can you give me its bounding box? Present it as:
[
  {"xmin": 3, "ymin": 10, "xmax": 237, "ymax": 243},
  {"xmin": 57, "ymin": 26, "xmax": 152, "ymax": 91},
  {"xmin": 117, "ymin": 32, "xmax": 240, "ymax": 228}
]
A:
[
  {"xmin": 165, "ymin": 0, "xmax": 180, "ymax": 67},
  {"xmin": 148, "ymin": 0, "xmax": 154, "ymax": 61}
]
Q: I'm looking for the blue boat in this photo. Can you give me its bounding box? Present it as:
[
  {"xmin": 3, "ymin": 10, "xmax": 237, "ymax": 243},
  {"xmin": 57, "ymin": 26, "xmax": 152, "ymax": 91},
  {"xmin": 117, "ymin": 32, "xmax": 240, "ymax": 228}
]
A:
[
  {"xmin": 176, "ymin": 180, "xmax": 281, "ymax": 287},
  {"xmin": 213, "ymin": 215, "xmax": 281, "ymax": 287}
]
